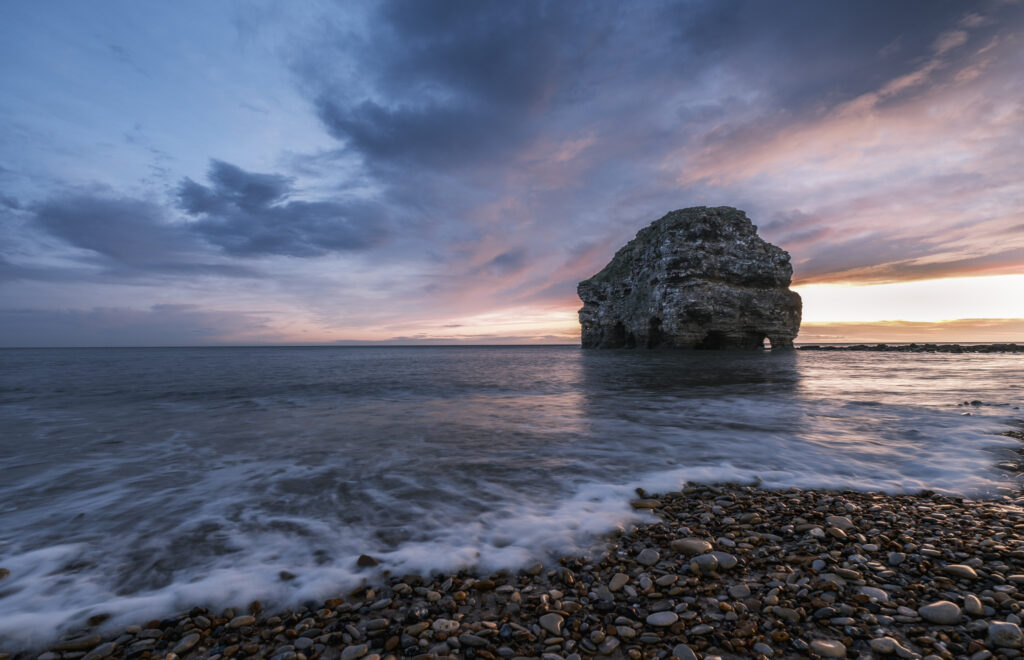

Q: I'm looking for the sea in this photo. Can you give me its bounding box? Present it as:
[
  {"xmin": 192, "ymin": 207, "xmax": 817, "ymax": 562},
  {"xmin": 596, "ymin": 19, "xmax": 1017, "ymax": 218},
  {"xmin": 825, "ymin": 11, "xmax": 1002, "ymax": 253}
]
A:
[{"xmin": 1, "ymin": 346, "xmax": 1022, "ymax": 647}]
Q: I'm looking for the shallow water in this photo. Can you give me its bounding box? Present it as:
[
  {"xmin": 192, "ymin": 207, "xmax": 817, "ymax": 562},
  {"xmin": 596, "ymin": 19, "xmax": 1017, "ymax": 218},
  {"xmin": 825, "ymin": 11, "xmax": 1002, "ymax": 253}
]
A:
[{"xmin": 0, "ymin": 346, "xmax": 1022, "ymax": 646}]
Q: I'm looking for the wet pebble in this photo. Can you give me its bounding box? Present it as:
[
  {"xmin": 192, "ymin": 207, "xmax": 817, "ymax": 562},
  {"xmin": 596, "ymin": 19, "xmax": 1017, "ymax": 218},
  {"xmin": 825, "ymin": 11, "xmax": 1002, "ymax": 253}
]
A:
[
  {"xmin": 919, "ymin": 600, "xmax": 962, "ymax": 625},
  {"xmin": 810, "ymin": 639, "xmax": 846, "ymax": 657},
  {"xmin": 645, "ymin": 611, "xmax": 678, "ymax": 627}
]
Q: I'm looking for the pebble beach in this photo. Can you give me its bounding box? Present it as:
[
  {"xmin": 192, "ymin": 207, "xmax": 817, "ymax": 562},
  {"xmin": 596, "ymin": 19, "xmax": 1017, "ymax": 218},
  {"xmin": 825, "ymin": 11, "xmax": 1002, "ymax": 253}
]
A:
[{"xmin": 10, "ymin": 465, "xmax": 1024, "ymax": 660}]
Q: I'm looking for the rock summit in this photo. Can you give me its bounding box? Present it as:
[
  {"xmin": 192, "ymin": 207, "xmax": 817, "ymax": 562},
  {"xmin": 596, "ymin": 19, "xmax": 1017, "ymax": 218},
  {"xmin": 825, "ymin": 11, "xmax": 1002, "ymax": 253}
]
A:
[{"xmin": 578, "ymin": 206, "xmax": 801, "ymax": 349}]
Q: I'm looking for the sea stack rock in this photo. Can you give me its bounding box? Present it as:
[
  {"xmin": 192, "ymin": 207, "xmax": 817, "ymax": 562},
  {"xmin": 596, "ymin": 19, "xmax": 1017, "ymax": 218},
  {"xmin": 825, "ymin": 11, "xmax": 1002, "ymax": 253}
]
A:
[{"xmin": 578, "ymin": 206, "xmax": 801, "ymax": 349}]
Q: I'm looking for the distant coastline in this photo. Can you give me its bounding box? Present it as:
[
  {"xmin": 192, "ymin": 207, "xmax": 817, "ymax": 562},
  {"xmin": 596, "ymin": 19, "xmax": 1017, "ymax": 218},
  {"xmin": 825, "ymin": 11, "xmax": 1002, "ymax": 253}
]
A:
[{"xmin": 798, "ymin": 343, "xmax": 1023, "ymax": 353}]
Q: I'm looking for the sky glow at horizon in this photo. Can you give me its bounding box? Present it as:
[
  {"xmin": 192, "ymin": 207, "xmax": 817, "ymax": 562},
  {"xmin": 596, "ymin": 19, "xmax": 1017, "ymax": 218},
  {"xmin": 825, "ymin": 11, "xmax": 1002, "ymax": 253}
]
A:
[{"xmin": 1, "ymin": 1, "xmax": 1023, "ymax": 346}]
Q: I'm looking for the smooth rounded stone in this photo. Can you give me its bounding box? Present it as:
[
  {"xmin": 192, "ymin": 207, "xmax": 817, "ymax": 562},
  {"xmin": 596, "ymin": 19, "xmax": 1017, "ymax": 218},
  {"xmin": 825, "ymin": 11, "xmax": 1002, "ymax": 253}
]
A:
[
  {"xmin": 811, "ymin": 559, "xmax": 827, "ymax": 572},
  {"xmin": 965, "ymin": 594, "xmax": 984, "ymax": 616},
  {"xmin": 631, "ymin": 499, "xmax": 661, "ymax": 509},
  {"xmin": 753, "ymin": 642, "xmax": 774, "ymax": 657},
  {"xmin": 539, "ymin": 613, "xmax": 565, "ymax": 636},
  {"xmin": 459, "ymin": 634, "xmax": 488, "ymax": 648},
  {"xmin": 711, "ymin": 551, "xmax": 737, "ymax": 570},
  {"xmin": 609, "ymin": 573, "xmax": 629, "ymax": 591},
  {"xmin": 646, "ymin": 611, "xmax": 678, "ymax": 627},
  {"xmin": 82, "ymin": 642, "xmax": 116, "ymax": 660},
  {"xmin": 889, "ymin": 552, "xmax": 906, "ymax": 566},
  {"xmin": 826, "ymin": 526, "xmax": 847, "ymax": 540},
  {"xmin": 691, "ymin": 554, "xmax": 719, "ymax": 575},
  {"xmin": 690, "ymin": 624, "xmax": 713, "ymax": 635},
  {"xmin": 228, "ymin": 614, "xmax": 256, "ymax": 628},
  {"xmin": 171, "ymin": 633, "xmax": 201, "ymax": 655},
  {"xmin": 858, "ymin": 586, "xmax": 889, "ymax": 602},
  {"xmin": 340, "ymin": 644, "xmax": 368, "ymax": 660},
  {"xmin": 729, "ymin": 584, "xmax": 751, "ymax": 599},
  {"xmin": 989, "ymin": 621, "xmax": 1024, "ymax": 648},
  {"xmin": 918, "ymin": 600, "xmax": 962, "ymax": 625},
  {"xmin": 809, "ymin": 639, "xmax": 847, "ymax": 657},
  {"xmin": 945, "ymin": 564, "xmax": 978, "ymax": 579},
  {"xmin": 356, "ymin": 554, "xmax": 379, "ymax": 567},
  {"xmin": 869, "ymin": 638, "xmax": 896, "ymax": 654},
  {"xmin": 598, "ymin": 637, "xmax": 620, "ymax": 654},
  {"xmin": 826, "ymin": 515, "xmax": 855, "ymax": 531},
  {"xmin": 432, "ymin": 618, "xmax": 460, "ymax": 634},
  {"xmin": 672, "ymin": 643, "xmax": 698, "ymax": 660},
  {"xmin": 636, "ymin": 548, "xmax": 660, "ymax": 566},
  {"xmin": 672, "ymin": 538, "xmax": 712, "ymax": 555},
  {"xmin": 294, "ymin": 638, "xmax": 314, "ymax": 651}
]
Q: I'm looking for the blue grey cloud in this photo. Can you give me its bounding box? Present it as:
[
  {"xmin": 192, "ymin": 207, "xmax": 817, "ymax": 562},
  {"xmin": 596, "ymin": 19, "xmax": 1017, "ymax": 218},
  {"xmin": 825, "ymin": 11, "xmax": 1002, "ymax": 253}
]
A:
[
  {"xmin": 30, "ymin": 193, "xmax": 252, "ymax": 278},
  {"xmin": 178, "ymin": 160, "xmax": 388, "ymax": 256}
]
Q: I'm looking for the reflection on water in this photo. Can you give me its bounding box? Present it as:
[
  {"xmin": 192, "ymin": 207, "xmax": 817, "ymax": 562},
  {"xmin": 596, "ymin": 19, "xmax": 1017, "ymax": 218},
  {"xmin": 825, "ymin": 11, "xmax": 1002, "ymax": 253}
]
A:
[{"xmin": 0, "ymin": 346, "xmax": 1021, "ymax": 646}]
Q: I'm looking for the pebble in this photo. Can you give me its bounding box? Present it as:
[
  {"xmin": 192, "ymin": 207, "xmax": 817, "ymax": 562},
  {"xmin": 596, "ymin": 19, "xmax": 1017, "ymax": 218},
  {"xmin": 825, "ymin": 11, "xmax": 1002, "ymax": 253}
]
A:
[
  {"xmin": 431, "ymin": 618, "xmax": 460, "ymax": 634},
  {"xmin": 711, "ymin": 550, "xmax": 737, "ymax": 570},
  {"xmin": 918, "ymin": 600, "xmax": 962, "ymax": 625},
  {"xmin": 728, "ymin": 583, "xmax": 751, "ymax": 599},
  {"xmin": 989, "ymin": 621, "xmax": 1024, "ymax": 648},
  {"xmin": 459, "ymin": 633, "xmax": 488, "ymax": 647},
  {"xmin": 672, "ymin": 643, "xmax": 698, "ymax": 660},
  {"xmin": 826, "ymin": 515, "xmax": 855, "ymax": 531},
  {"xmin": 671, "ymin": 537, "xmax": 712, "ymax": 555},
  {"xmin": 810, "ymin": 639, "xmax": 847, "ymax": 657},
  {"xmin": 340, "ymin": 644, "xmax": 368, "ymax": 660},
  {"xmin": 636, "ymin": 548, "xmax": 660, "ymax": 566},
  {"xmin": 945, "ymin": 564, "xmax": 979, "ymax": 579},
  {"xmin": 171, "ymin": 633, "xmax": 200, "ymax": 655},
  {"xmin": 858, "ymin": 586, "xmax": 889, "ymax": 602},
  {"xmin": 691, "ymin": 553, "xmax": 719, "ymax": 575},
  {"xmin": 645, "ymin": 611, "xmax": 678, "ymax": 627},
  {"xmin": 228, "ymin": 614, "xmax": 255, "ymax": 628},
  {"xmin": 539, "ymin": 612, "xmax": 564, "ymax": 636},
  {"xmin": 965, "ymin": 593, "xmax": 984, "ymax": 616},
  {"xmin": 609, "ymin": 572, "xmax": 629, "ymax": 591}
]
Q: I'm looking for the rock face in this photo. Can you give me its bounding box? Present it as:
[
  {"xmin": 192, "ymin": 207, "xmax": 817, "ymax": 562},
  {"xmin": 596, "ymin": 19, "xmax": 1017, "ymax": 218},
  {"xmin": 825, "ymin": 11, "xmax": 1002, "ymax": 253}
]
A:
[{"xmin": 578, "ymin": 206, "xmax": 801, "ymax": 349}]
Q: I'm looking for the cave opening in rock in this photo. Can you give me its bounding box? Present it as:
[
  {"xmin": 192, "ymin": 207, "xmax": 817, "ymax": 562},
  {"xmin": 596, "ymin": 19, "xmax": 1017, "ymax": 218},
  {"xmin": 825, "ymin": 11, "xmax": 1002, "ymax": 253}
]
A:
[
  {"xmin": 647, "ymin": 317, "xmax": 663, "ymax": 348},
  {"xmin": 611, "ymin": 322, "xmax": 626, "ymax": 347},
  {"xmin": 697, "ymin": 330, "xmax": 726, "ymax": 349}
]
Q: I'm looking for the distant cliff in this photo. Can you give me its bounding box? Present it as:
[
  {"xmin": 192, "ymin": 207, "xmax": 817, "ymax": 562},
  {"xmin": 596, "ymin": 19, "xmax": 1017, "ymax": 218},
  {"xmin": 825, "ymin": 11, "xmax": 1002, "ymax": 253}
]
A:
[{"xmin": 578, "ymin": 206, "xmax": 802, "ymax": 349}]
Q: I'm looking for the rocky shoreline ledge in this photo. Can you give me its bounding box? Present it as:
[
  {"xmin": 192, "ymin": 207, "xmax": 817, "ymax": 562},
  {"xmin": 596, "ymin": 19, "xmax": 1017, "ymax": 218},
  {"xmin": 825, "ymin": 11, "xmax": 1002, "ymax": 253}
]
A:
[
  {"xmin": 798, "ymin": 344, "xmax": 1023, "ymax": 353},
  {"xmin": 8, "ymin": 483, "xmax": 1024, "ymax": 660}
]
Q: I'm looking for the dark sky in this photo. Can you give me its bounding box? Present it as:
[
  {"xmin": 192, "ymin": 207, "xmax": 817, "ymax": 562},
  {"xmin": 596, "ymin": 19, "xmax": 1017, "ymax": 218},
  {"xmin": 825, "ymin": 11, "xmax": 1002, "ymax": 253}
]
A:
[{"xmin": 1, "ymin": 0, "xmax": 1022, "ymax": 345}]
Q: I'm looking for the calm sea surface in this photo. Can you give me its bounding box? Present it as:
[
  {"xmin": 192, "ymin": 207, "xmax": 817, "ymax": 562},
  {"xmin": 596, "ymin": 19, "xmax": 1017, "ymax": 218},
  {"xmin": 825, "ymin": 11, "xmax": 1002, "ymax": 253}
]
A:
[{"xmin": 1, "ymin": 346, "xmax": 1022, "ymax": 646}]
